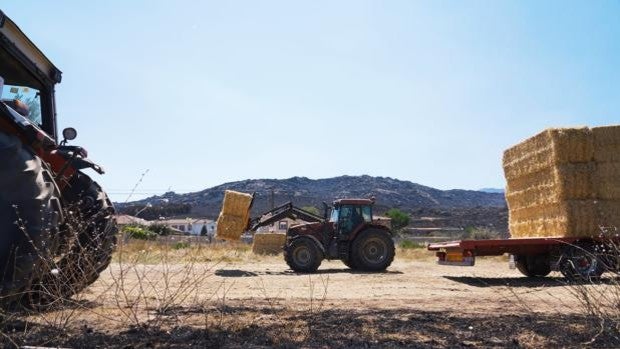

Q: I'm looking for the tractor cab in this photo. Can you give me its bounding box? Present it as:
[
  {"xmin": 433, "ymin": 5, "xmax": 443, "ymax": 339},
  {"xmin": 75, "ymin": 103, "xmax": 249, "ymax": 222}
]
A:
[{"xmin": 329, "ymin": 198, "xmax": 375, "ymax": 239}]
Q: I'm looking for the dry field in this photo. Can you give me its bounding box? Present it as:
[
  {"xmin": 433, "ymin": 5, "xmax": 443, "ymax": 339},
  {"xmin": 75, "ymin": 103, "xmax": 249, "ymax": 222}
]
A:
[{"xmin": 2, "ymin": 239, "xmax": 619, "ymax": 348}]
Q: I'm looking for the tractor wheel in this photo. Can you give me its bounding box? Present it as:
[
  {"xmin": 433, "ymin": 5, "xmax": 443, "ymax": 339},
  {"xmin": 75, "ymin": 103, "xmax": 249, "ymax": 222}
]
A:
[
  {"xmin": 350, "ymin": 229, "xmax": 395, "ymax": 272},
  {"xmin": 342, "ymin": 259, "xmax": 358, "ymax": 270},
  {"xmin": 0, "ymin": 131, "xmax": 61, "ymax": 308},
  {"xmin": 559, "ymin": 244, "xmax": 605, "ymax": 282},
  {"xmin": 514, "ymin": 254, "xmax": 551, "ymax": 277},
  {"xmin": 284, "ymin": 237, "xmax": 323, "ymax": 273},
  {"xmin": 27, "ymin": 172, "xmax": 117, "ymax": 307}
]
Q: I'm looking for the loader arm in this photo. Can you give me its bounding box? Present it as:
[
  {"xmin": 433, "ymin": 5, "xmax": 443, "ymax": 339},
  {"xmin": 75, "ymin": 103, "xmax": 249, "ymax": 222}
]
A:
[{"xmin": 249, "ymin": 202, "xmax": 324, "ymax": 231}]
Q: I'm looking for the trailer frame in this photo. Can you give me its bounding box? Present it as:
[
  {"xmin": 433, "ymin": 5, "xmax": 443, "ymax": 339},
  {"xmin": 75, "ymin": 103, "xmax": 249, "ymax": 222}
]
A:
[{"xmin": 428, "ymin": 235, "xmax": 620, "ymax": 280}]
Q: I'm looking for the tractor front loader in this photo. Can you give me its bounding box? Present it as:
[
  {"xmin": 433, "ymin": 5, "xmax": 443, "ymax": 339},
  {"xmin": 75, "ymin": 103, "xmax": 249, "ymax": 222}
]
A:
[{"xmin": 244, "ymin": 198, "xmax": 396, "ymax": 273}]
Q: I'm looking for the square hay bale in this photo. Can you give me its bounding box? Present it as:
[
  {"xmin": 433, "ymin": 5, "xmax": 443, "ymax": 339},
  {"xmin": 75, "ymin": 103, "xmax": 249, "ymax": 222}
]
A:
[
  {"xmin": 252, "ymin": 233, "xmax": 287, "ymax": 255},
  {"xmin": 596, "ymin": 162, "xmax": 620, "ymax": 200},
  {"xmin": 504, "ymin": 125, "xmax": 620, "ymax": 238},
  {"xmin": 214, "ymin": 190, "xmax": 253, "ymax": 241},
  {"xmin": 503, "ymin": 128, "xmax": 594, "ymax": 180},
  {"xmin": 509, "ymin": 200, "xmax": 600, "ymax": 238},
  {"xmin": 505, "ymin": 163, "xmax": 596, "ymax": 210},
  {"xmin": 215, "ymin": 213, "xmax": 248, "ymax": 241},
  {"xmin": 221, "ymin": 190, "xmax": 253, "ymax": 216},
  {"xmin": 593, "ymin": 125, "xmax": 620, "ymax": 163}
]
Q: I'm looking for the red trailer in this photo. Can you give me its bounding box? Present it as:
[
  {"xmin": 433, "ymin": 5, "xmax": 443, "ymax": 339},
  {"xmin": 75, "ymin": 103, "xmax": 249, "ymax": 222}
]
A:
[{"xmin": 427, "ymin": 235, "xmax": 619, "ymax": 280}]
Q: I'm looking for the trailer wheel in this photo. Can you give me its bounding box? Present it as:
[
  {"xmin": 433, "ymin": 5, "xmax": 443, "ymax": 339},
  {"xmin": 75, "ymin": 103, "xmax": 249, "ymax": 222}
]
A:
[
  {"xmin": 350, "ymin": 229, "xmax": 395, "ymax": 272},
  {"xmin": 284, "ymin": 237, "xmax": 323, "ymax": 273},
  {"xmin": 514, "ymin": 254, "xmax": 551, "ymax": 277},
  {"xmin": 559, "ymin": 245, "xmax": 605, "ymax": 282}
]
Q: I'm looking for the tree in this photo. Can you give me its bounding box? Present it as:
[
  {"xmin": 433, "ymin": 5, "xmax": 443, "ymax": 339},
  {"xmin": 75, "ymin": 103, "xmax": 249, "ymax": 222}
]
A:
[
  {"xmin": 149, "ymin": 222, "xmax": 172, "ymax": 236},
  {"xmin": 385, "ymin": 208, "xmax": 410, "ymax": 234},
  {"xmin": 200, "ymin": 225, "xmax": 208, "ymax": 236}
]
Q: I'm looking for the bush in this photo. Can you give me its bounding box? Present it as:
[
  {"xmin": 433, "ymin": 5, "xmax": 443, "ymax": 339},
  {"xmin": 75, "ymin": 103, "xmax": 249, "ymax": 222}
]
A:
[
  {"xmin": 172, "ymin": 241, "xmax": 190, "ymax": 250},
  {"xmin": 149, "ymin": 223, "xmax": 172, "ymax": 236},
  {"xmin": 385, "ymin": 208, "xmax": 411, "ymax": 234},
  {"xmin": 399, "ymin": 240, "xmax": 425, "ymax": 249},
  {"xmin": 124, "ymin": 226, "xmax": 157, "ymax": 240},
  {"xmin": 464, "ymin": 226, "xmax": 500, "ymax": 240}
]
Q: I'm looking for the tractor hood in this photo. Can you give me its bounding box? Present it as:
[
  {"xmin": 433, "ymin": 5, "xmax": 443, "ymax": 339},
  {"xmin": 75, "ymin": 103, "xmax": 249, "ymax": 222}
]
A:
[{"xmin": 289, "ymin": 221, "xmax": 332, "ymax": 237}]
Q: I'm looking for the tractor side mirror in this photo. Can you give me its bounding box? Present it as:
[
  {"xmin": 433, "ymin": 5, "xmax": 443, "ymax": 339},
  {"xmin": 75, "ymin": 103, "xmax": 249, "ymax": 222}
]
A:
[{"xmin": 61, "ymin": 127, "xmax": 77, "ymax": 144}]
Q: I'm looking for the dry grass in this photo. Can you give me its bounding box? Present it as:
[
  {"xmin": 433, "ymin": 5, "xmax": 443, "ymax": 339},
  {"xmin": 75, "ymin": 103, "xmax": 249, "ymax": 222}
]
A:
[{"xmin": 1, "ymin": 237, "xmax": 618, "ymax": 347}]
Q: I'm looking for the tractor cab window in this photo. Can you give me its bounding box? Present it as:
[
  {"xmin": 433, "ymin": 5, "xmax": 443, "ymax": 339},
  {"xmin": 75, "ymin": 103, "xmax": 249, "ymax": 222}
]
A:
[
  {"xmin": 361, "ymin": 205, "xmax": 372, "ymax": 222},
  {"xmin": 329, "ymin": 206, "xmax": 340, "ymax": 223},
  {"xmin": 1, "ymin": 84, "xmax": 42, "ymax": 126}
]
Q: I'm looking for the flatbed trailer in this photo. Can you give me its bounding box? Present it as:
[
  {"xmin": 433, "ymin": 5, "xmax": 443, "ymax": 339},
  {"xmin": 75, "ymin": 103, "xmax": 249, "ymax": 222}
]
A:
[{"xmin": 428, "ymin": 235, "xmax": 620, "ymax": 280}]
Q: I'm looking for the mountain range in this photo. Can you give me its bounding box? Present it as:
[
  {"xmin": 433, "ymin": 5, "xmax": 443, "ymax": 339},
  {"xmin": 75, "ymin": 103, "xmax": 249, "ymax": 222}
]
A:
[{"xmin": 118, "ymin": 175, "xmax": 507, "ymax": 220}]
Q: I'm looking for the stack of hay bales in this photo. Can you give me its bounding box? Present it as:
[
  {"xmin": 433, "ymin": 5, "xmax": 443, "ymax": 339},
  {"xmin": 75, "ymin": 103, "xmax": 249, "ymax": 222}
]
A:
[
  {"xmin": 252, "ymin": 233, "xmax": 287, "ymax": 255},
  {"xmin": 503, "ymin": 126, "xmax": 620, "ymax": 238},
  {"xmin": 215, "ymin": 190, "xmax": 253, "ymax": 241}
]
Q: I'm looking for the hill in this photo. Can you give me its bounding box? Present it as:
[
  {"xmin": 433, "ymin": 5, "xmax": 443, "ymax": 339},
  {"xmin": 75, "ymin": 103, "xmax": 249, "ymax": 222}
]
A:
[{"xmin": 117, "ymin": 175, "xmax": 506, "ymax": 220}]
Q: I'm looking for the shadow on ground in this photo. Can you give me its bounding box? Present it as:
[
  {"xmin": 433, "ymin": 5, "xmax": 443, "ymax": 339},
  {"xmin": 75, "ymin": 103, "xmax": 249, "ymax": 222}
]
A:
[
  {"xmin": 443, "ymin": 276, "xmax": 568, "ymax": 288},
  {"xmin": 215, "ymin": 268, "xmax": 403, "ymax": 277},
  {"xmin": 444, "ymin": 275, "xmax": 620, "ymax": 288},
  {"xmin": 4, "ymin": 303, "xmax": 617, "ymax": 348}
]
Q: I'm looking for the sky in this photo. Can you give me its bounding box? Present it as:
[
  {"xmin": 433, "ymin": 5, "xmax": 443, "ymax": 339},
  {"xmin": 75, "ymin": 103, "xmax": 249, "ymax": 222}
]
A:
[{"xmin": 3, "ymin": 1, "xmax": 619, "ymax": 202}]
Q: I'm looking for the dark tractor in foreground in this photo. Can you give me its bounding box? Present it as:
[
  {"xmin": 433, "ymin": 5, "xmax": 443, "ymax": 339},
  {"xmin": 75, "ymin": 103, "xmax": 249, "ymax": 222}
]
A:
[
  {"xmin": 280, "ymin": 199, "xmax": 395, "ymax": 273},
  {"xmin": 0, "ymin": 10, "xmax": 117, "ymax": 308}
]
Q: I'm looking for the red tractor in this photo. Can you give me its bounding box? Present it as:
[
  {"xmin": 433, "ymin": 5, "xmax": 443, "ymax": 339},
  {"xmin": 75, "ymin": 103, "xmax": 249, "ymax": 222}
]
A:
[
  {"xmin": 284, "ymin": 198, "xmax": 395, "ymax": 272},
  {"xmin": 250, "ymin": 198, "xmax": 395, "ymax": 273},
  {"xmin": 0, "ymin": 10, "xmax": 117, "ymax": 308}
]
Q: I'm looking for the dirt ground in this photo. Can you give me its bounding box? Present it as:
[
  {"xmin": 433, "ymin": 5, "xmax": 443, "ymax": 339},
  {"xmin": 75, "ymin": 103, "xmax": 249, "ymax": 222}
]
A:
[{"xmin": 4, "ymin": 250, "xmax": 619, "ymax": 348}]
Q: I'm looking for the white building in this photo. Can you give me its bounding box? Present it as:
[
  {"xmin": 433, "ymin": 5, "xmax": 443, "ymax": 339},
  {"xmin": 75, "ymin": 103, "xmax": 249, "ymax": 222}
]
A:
[{"xmin": 158, "ymin": 218, "xmax": 216, "ymax": 236}]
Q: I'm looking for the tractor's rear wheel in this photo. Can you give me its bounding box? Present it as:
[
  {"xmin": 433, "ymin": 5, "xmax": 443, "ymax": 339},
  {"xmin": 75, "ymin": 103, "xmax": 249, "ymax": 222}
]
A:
[
  {"xmin": 515, "ymin": 254, "xmax": 551, "ymax": 277},
  {"xmin": 27, "ymin": 173, "xmax": 117, "ymax": 307},
  {"xmin": 0, "ymin": 131, "xmax": 60, "ymax": 308},
  {"xmin": 350, "ymin": 229, "xmax": 395, "ymax": 272},
  {"xmin": 342, "ymin": 259, "xmax": 358, "ymax": 270},
  {"xmin": 284, "ymin": 238, "xmax": 322, "ymax": 273}
]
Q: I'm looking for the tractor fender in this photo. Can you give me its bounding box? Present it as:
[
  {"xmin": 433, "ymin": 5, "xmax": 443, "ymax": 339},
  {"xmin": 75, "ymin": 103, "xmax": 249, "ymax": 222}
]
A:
[
  {"xmin": 349, "ymin": 223, "xmax": 392, "ymax": 241},
  {"xmin": 289, "ymin": 235, "xmax": 325, "ymax": 255}
]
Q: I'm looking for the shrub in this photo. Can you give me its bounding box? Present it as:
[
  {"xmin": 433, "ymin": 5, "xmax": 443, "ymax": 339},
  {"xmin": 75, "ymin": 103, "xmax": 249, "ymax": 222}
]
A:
[
  {"xmin": 172, "ymin": 241, "xmax": 190, "ymax": 250},
  {"xmin": 399, "ymin": 240, "xmax": 425, "ymax": 249},
  {"xmin": 464, "ymin": 227, "xmax": 500, "ymax": 240},
  {"xmin": 149, "ymin": 223, "xmax": 172, "ymax": 236},
  {"xmin": 124, "ymin": 226, "xmax": 157, "ymax": 240},
  {"xmin": 385, "ymin": 208, "xmax": 410, "ymax": 234}
]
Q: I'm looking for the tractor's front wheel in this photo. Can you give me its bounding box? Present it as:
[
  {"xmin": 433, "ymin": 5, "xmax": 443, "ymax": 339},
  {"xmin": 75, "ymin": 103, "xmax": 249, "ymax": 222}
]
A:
[
  {"xmin": 350, "ymin": 229, "xmax": 395, "ymax": 272},
  {"xmin": 284, "ymin": 237, "xmax": 323, "ymax": 273}
]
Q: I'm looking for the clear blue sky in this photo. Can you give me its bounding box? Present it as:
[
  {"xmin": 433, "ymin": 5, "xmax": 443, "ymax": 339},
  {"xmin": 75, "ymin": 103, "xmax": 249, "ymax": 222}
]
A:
[{"xmin": 4, "ymin": 1, "xmax": 619, "ymax": 202}]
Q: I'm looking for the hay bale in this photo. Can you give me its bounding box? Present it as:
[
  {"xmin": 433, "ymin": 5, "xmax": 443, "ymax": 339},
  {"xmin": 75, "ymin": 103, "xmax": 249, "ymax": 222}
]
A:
[
  {"xmin": 215, "ymin": 190, "xmax": 253, "ymax": 241},
  {"xmin": 593, "ymin": 125, "xmax": 620, "ymax": 163},
  {"xmin": 503, "ymin": 128, "xmax": 594, "ymax": 180},
  {"xmin": 252, "ymin": 233, "xmax": 287, "ymax": 255},
  {"xmin": 504, "ymin": 125, "xmax": 620, "ymax": 238},
  {"xmin": 220, "ymin": 190, "xmax": 253, "ymax": 216},
  {"xmin": 215, "ymin": 213, "xmax": 248, "ymax": 241}
]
